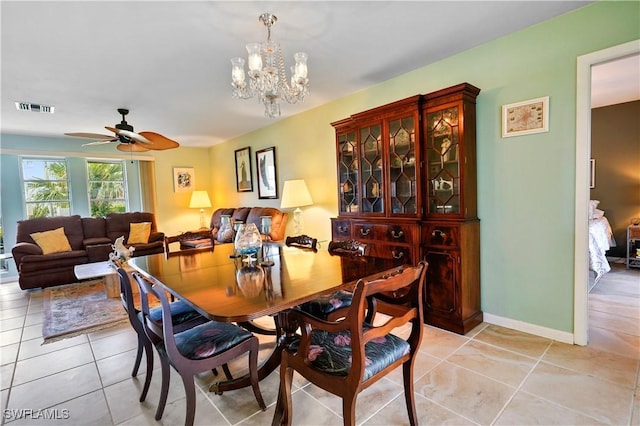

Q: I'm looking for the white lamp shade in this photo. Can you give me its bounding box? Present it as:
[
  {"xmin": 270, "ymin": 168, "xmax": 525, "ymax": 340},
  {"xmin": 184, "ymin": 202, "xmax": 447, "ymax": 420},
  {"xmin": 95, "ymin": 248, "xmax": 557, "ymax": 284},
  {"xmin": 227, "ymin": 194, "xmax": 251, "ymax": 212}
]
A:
[
  {"xmin": 189, "ymin": 190, "xmax": 212, "ymax": 209},
  {"xmin": 280, "ymin": 179, "xmax": 313, "ymax": 209}
]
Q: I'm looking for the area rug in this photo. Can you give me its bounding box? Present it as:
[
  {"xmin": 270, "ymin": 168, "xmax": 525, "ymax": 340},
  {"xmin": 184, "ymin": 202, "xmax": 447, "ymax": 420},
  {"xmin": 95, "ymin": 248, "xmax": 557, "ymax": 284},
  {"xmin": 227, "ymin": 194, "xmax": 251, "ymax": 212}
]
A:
[{"xmin": 42, "ymin": 280, "xmax": 128, "ymax": 344}]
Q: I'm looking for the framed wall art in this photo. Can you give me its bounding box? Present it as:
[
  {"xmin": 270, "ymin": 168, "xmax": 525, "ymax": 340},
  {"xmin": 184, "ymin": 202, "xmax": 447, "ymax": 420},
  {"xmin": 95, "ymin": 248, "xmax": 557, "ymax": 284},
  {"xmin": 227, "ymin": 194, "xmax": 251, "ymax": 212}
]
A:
[
  {"xmin": 502, "ymin": 96, "xmax": 549, "ymax": 138},
  {"xmin": 256, "ymin": 147, "xmax": 278, "ymax": 199},
  {"xmin": 173, "ymin": 167, "xmax": 194, "ymax": 192},
  {"xmin": 234, "ymin": 147, "xmax": 253, "ymax": 192}
]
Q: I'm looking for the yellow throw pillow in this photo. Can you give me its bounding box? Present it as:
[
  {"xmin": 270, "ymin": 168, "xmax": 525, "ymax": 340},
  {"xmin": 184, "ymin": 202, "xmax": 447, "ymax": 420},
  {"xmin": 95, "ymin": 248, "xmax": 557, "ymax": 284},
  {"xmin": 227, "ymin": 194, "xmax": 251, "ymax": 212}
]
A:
[
  {"xmin": 128, "ymin": 222, "xmax": 151, "ymax": 244},
  {"xmin": 30, "ymin": 227, "xmax": 72, "ymax": 255}
]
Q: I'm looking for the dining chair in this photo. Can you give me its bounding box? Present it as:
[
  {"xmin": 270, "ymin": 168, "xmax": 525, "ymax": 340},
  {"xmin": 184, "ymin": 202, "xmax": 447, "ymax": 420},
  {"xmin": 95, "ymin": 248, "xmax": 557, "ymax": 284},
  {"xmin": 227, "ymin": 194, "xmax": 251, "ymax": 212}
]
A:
[
  {"xmin": 272, "ymin": 261, "xmax": 428, "ymax": 426},
  {"xmin": 133, "ymin": 273, "xmax": 266, "ymax": 426},
  {"xmin": 164, "ymin": 229, "xmax": 215, "ymax": 255},
  {"xmin": 298, "ymin": 240, "xmax": 370, "ymax": 321},
  {"xmin": 116, "ymin": 268, "xmax": 210, "ymax": 402}
]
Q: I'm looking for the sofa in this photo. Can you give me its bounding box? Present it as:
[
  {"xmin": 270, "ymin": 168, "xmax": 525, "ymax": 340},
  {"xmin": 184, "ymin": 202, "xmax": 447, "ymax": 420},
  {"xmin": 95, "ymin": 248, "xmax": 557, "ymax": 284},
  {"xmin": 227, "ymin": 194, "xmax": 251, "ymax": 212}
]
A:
[
  {"xmin": 12, "ymin": 212, "xmax": 164, "ymax": 290},
  {"xmin": 179, "ymin": 207, "xmax": 288, "ymax": 250}
]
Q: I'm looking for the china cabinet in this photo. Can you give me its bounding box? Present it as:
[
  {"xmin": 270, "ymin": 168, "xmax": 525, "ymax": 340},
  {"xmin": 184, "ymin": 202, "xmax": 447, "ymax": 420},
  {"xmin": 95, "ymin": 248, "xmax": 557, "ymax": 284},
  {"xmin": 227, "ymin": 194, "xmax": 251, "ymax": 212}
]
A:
[{"xmin": 331, "ymin": 83, "xmax": 482, "ymax": 334}]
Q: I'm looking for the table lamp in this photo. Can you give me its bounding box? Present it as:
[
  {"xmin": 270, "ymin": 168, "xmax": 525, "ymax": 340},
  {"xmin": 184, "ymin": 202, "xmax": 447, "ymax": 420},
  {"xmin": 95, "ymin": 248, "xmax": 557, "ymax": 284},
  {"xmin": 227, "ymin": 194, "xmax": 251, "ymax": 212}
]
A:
[
  {"xmin": 280, "ymin": 179, "xmax": 313, "ymax": 235},
  {"xmin": 189, "ymin": 190, "xmax": 212, "ymax": 229}
]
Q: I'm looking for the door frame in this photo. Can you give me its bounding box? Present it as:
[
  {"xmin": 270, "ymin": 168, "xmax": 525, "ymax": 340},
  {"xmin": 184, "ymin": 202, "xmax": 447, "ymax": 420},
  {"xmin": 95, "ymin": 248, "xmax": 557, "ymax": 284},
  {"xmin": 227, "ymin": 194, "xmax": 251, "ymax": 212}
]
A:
[{"xmin": 573, "ymin": 39, "xmax": 640, "ymax": 345}]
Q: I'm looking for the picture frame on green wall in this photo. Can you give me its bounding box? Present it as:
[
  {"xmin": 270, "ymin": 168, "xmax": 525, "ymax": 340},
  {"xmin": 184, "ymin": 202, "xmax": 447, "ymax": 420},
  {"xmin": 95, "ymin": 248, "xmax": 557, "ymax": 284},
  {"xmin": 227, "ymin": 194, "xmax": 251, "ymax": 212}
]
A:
[
  {"xmin": 502, "ymin": 96, "xmax": 549, "ymax": 138},
  {"xmin": 234, "ymin": 147, "xmax": 253, "ymax": 192},
  {"xmin": 256, "ymin": 147, "xmax": 277, "ymax": 199}
]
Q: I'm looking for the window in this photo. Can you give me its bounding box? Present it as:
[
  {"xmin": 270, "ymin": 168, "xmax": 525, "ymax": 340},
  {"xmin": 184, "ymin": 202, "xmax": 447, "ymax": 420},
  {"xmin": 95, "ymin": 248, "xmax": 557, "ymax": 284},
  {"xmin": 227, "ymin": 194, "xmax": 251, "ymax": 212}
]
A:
[
  {"xmin": 87, "ymin": 160, "xmax": 127, "ymax": 216},
  {"xmin": 21, "ymin": 158, "xmax": 71, "ymax": 218}
]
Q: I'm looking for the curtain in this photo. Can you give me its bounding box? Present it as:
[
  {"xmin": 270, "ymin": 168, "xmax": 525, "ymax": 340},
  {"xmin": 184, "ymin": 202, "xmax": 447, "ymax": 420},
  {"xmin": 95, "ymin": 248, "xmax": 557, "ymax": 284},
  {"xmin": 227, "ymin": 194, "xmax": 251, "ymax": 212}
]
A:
[{"xmin": 139, "ymin": 160, "xmax": 158, "ymax": 213}]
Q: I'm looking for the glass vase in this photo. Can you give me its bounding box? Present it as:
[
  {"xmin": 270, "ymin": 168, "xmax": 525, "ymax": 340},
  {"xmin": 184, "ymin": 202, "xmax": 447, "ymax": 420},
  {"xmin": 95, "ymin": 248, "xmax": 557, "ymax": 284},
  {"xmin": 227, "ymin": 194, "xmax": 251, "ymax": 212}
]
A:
[{"xmin": 234, "ymin": 223, "xmax": 262, "ymax": 262}]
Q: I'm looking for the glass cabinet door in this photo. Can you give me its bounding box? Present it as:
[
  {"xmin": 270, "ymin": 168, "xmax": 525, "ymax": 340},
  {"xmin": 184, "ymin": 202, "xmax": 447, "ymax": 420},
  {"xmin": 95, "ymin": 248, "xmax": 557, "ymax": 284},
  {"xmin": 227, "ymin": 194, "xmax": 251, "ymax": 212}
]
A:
[
  {"xmin": 426, "ymin": 106, "xmax": 460, "ymax": 215},
  {"xmin": 337, "ymin": 131, "xmax": 358, "ymax": 214},
  {"xmin": 388, "ymin": 116, "xmax": 417, "ymax": 214},
  {"xmin": 360, "ymin": 124, "xmax": 384, "ymax": 214}
]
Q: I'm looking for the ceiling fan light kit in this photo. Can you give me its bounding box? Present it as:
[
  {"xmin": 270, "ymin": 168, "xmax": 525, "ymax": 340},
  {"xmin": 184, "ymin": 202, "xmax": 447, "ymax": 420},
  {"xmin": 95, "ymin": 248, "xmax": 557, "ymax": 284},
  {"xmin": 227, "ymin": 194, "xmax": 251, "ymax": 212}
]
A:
[
  {"xmin": 231, "ymin": 12, "xmax": 309, "ymax": 118},
  {"xmin": 65, "ymin": 108, "xmax": 180, "ymax": 152}
]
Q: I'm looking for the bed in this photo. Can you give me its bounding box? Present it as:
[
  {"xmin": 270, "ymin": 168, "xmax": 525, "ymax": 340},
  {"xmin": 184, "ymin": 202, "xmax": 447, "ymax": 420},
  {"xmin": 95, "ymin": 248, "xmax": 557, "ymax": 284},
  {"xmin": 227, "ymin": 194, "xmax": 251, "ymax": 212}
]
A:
[{"xmin": 589, "ymin": 200, "xmax": 616, "ymax": 285}]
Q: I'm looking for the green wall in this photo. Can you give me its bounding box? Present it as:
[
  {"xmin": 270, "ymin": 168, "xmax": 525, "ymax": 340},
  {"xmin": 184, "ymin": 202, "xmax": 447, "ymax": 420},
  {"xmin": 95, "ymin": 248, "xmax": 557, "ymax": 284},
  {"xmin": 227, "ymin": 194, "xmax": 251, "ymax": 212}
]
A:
[{"xmin": 208, "ymin": 2, "xmax": 640, "ymax": 334}]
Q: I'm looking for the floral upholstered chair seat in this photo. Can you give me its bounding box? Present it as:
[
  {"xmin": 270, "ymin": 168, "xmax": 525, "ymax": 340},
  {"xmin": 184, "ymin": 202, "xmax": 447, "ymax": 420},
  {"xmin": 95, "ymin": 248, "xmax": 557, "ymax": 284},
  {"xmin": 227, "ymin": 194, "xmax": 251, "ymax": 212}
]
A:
[
  {"xmin": 291, "ymin": 324, "xmax": 410, "ymax": 381},
  {"xmin": 171, "ymin": 321, "xmax": 253, "ymax": 360},
  {"xmin": 298, "ymin": 290, "xmax": 353, "ymax": 319}
]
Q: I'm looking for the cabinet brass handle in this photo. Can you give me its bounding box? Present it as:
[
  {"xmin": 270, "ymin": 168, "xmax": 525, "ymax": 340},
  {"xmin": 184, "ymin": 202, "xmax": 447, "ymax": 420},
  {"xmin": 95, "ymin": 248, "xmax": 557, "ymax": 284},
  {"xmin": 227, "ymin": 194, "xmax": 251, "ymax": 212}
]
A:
[
  {"xmin": 432, "ymin": 229, "xmax": 446, "ymax": 239},
  {"xmin": 391, "ymin": 230, "xmax": 404, "ymax": 239},
  {"xmin": 360, "ymin": 228, "xmax": 371, "ymax": 236},
  {"xmin": 338, "ymin": 226, "xmax": 349, "ymax": 233},
  {"xmin": 392, "ymin": 250, "xmax": 405, "ymax": 259}
]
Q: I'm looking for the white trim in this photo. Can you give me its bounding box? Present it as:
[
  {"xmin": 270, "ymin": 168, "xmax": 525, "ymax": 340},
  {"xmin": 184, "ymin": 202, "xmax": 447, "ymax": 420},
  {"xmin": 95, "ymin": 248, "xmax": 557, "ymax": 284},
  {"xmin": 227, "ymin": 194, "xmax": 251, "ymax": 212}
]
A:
[
  {"xmin": 483, "ymin": 313, "xmax": 574, "ymax": 344},
  {"xmin": 574, "ymin": 39, "xmax": 640, "ymax": 346},
  {"xmin": 0, "ymin": 147, "xmax": 155, "ymax": 161}
]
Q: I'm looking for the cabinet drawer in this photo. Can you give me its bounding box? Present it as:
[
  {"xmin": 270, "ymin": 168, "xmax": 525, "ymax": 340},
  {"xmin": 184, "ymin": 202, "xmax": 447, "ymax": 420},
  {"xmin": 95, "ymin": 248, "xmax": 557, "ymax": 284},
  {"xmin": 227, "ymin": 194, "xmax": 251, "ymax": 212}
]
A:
[
  {"xmin": 370, "ymin": 245, "xmax": 412, "ymax": 261},
  {"xmin": 353, "ymin": 223, "xmax": 377, "ymax": 240},
  {"xmin": 383, "ymin": 224, "xmax": 415, "ymax": 243},
  {"xmin": 422, "ymin": 224, "xmax": 460, "ymax": 248},
  {"xmin": 332, "ymin": 220, "xmax": 352, "ymax": 238}
]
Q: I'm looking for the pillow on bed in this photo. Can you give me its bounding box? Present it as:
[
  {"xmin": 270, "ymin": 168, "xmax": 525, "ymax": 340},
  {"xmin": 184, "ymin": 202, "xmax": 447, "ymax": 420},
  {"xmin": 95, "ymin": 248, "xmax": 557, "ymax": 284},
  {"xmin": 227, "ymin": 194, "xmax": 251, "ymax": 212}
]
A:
[
  {"xmin": 591, "ymin": 208, "xmax": 605, "ymax": 219},
  {"xmin": 589, "ymin": 200, "xmax": 600, "ymax": 219}
]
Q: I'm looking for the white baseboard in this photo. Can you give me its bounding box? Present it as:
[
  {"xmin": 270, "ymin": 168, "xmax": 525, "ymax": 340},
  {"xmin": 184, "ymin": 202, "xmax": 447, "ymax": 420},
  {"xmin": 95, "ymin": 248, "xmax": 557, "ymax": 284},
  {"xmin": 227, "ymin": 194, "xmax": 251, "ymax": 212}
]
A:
[{"xmin": 483, "ymin": 313, "xmax": 575, "ymax": 345}]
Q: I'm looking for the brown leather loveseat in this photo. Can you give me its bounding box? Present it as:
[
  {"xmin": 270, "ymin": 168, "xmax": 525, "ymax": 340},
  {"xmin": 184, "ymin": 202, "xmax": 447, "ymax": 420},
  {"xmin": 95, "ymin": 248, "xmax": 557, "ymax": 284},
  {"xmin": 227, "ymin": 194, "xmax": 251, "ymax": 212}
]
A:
[
  {"xmin": 209, "ymin": 207, "xmax": 287, "ymax": 243},
  {"xmin": 12, "ymin": 212, "xmax": 164, "ymax": 290},
  {"xmin": 178, "ymin": 207, "xmax": 287, "ymax": 250}
]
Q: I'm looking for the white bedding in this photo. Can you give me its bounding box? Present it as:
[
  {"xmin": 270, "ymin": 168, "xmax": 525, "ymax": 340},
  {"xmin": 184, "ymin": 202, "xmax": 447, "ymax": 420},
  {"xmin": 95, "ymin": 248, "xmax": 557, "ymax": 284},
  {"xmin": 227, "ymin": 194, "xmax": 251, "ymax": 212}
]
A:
[{"xmin": 589, "ymin": 215, "xmax": 615, "ymax": 283}]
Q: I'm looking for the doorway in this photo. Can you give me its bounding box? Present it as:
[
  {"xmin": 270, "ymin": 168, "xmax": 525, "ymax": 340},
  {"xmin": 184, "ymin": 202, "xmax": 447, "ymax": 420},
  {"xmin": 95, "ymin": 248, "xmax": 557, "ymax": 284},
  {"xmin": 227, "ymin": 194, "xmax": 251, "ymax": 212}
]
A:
[{"xmin": 574, "ymin": 40, "xmax": 640, "ymax": 345}]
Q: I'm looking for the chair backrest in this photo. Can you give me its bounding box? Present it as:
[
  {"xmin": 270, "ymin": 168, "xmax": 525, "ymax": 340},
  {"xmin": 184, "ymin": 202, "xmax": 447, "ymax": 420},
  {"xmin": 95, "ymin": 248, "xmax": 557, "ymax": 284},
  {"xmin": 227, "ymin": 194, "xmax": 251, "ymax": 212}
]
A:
[
  {"xmin": 164, "ymin": 230, "xmax": 215, "ymax": 255},
  {"xmin": 117, "ymin": 267, "xmax": 141, "ymax": 325},
  {"xmin": 295, "ymin": 261, "xmax": 427, "ymax": 384},
  {"xmin": 327, "ymin": 239, "xmax": 369, "ymax": 258},
  {"xmin": 285, "ymin": 235, "xmax": 318, "ymax": 251},
  {"xmin": 133, "ymin": 273, "xmax": 177, "ymax": 354}
]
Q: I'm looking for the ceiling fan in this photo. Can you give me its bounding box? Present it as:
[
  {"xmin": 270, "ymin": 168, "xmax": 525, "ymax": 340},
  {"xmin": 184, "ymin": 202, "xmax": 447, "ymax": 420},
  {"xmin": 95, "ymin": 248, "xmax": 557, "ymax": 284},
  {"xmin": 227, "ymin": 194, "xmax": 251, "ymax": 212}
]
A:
[{"xmin": 64, "ymin": 108, "xmax": 180, "ymax": 152}]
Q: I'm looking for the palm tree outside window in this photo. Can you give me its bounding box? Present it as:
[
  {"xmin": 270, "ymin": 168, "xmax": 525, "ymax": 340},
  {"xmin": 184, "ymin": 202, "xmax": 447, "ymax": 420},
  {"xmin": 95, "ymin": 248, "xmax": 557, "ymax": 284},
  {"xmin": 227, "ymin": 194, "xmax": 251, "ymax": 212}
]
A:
[
  {"xmin": 21, "ymin": 158, "xmax": 71, "ymax": 218},
  {"xmin": 87, "ymin": 160, "xmax": 128, "ymax": 216}
]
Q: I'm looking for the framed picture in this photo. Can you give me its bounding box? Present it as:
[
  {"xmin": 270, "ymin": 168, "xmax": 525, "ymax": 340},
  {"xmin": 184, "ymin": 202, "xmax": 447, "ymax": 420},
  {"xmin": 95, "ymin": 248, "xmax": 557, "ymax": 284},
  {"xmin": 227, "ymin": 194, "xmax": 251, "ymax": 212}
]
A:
[
  {"xmin": 173, "ymin": 167, "xmax": 194, "ymax": 192},
  {"xmin": 234, "ymin": 147, "xmax": 253, "ymax": 192},
  {"xmin": 590, "ymin": 159, "xmax": 595, "ymax": 189},
  {"xmin": 256, "ymin": 147, "xmax": 278, "ymax": 199},
  {"xmin": 502, "ymin": 96, "xmax": 549, "ymax": 138}
]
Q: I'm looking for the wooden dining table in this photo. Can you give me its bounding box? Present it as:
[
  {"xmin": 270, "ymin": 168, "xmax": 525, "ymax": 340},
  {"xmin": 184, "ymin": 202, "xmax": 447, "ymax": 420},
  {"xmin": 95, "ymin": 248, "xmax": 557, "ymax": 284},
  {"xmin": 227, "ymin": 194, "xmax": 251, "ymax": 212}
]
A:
[{"xmin": 128, "ymin": 242, "xmax": 401, "ymax": 393}]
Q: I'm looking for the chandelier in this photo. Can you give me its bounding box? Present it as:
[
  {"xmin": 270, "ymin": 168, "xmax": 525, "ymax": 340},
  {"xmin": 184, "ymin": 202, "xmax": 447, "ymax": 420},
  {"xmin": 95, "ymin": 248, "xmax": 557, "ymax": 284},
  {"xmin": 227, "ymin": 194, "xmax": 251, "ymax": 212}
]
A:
[{"xmin": 230, "ymin": 13, "xmax": 309, "ymax": 118}]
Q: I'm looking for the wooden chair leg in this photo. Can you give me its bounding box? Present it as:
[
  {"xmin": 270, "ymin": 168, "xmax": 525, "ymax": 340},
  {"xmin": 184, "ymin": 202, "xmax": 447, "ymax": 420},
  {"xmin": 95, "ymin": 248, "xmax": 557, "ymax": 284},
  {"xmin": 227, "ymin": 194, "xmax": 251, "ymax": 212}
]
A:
[
  {"xmin": 181, "ymin": 374, "xmax": 197, "ymax": 426},
  {"xmin": 222, "ymin": 363, "xmax": 234, "ymax": 381},
  {"xmin": 131, "ymin": 337, "xmax": 144, "ymax": 377},
  {"xmin": 155, "ymin": 357, "xmax": 171, "ymax": 420},
  {"xmin": 403, "ymin": 361, "xmax": 418, "ymax": 426},
  {"xmin": 139, "ymin": 339, "xmax": 154, "ymax": 402},
  {"xmin": 248, "ymin": 344, "xmax": 266, "ymax": 410},
  {"xmin": 343, "ymin": 394, "xmax": 357, "ymax": 426},
  {"xmin": 273, "ymin": 365, "xmax": 294, "ymax": 426}
]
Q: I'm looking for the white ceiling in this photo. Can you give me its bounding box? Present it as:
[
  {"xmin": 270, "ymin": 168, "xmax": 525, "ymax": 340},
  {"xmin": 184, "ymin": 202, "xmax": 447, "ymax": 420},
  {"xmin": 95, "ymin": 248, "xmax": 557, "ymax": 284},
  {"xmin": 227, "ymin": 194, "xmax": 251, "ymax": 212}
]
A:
[{"xmin": 3, "ymin": 1, "xmax": 631, "ymax": 149}]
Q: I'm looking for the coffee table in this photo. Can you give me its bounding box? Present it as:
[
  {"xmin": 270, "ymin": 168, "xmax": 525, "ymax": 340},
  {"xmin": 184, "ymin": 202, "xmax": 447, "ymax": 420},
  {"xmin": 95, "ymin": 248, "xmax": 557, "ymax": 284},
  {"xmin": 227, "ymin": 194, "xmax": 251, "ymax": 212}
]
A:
[{"xmin": 74, "ymin": 261, "xmax": 125, "ymax": 298}]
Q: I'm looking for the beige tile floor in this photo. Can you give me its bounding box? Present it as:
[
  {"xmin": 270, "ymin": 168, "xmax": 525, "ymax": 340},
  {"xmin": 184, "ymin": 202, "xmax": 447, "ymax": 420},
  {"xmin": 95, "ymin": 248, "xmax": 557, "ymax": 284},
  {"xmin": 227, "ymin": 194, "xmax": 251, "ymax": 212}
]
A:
[{"xmin": 1, "ymin": 264, "xmax": 638, "ymax": 425}]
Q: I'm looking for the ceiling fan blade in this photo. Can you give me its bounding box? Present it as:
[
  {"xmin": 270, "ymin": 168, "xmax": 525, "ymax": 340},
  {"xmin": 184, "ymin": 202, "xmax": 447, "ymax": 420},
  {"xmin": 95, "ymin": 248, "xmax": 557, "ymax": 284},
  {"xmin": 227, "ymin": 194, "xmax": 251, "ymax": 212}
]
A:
[
  {"xmin": 138, "ymin": 131, "xmax": 180, "ymax": 150},
  {"xmin": 105, "ymin": 126, "xmax": 152, "ymax": 144},
  {"xmin": 82, "ymin": 139, "xmax": 118, "ymax": 146},
  {"xmin": 64, "ymin": 132, "xmax": 115, "ymax": 140},
  {"xmin": 116, "ymin": 143, "xmax": 150, "ymax": 153}
]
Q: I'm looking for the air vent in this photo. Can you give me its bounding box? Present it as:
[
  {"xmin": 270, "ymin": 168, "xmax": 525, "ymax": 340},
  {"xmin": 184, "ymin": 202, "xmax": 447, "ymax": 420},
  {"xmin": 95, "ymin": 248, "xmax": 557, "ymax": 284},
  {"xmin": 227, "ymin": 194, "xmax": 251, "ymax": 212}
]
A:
[{"xmin": 15, "ymin": 102, "xmax": 55, "ymax": 113}]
